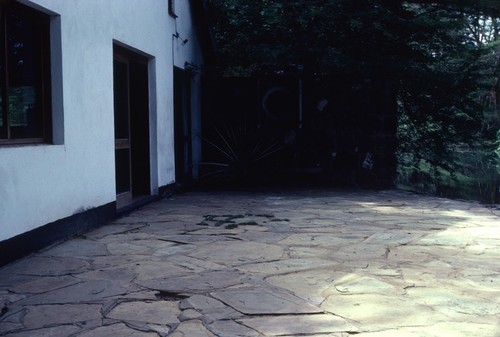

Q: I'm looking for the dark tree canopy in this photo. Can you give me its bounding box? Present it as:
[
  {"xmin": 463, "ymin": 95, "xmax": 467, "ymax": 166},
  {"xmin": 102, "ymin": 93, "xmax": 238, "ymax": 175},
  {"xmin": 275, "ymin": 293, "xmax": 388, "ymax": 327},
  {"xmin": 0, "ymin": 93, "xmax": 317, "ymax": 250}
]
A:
[
  {"xmin": 211, "ymin": 1, "xmax": 485, "ymax": 74},
  {"xmin": 208, "ymin": 0, "xmax": 500, "ymax": 201}
]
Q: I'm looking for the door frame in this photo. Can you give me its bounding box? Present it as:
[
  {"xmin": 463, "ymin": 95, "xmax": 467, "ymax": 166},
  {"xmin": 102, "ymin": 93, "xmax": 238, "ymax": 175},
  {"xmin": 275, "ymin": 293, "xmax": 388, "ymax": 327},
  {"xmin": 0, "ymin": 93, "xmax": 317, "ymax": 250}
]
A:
[{"xmin": 113, "ymin": 44, "xmax": 151, "ymax": 209}]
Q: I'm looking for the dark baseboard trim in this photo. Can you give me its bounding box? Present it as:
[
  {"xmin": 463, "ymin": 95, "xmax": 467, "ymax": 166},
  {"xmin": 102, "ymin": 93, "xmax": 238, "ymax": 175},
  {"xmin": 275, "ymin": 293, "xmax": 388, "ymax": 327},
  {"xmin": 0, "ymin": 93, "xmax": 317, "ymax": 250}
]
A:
[
  {"xmin": 0, "ymin": 202, "xmax": 116, "ymax": 267},
  {"xmin": 0, "ymin": 183, "xmax": 179, "ymax": 267},
  {"xmin": 116, "ymin": 183, "xmax": 177, "ymax": 216},
  {"xmin": 159, "ymin": 182, "xmax": 177, "ymax": 198}
]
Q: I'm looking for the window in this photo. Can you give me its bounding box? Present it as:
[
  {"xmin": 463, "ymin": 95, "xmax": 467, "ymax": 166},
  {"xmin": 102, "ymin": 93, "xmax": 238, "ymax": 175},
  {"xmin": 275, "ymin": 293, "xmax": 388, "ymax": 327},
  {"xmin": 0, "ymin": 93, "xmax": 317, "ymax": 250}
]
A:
[{"xmin": 0, "ymin": 2, "xmax": 51, "ymax": 145}]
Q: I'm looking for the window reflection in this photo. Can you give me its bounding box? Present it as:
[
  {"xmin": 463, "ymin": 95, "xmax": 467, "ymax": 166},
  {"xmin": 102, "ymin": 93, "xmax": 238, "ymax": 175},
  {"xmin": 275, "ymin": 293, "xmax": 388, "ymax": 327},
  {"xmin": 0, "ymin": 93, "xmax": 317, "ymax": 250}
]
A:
[
  {"xmin": 0, "ymin": 2, "xmax": 50, "ymax": 144},
  {"xmin": 6, "ymin": 10, "xmax": 41, "ymax": 139}
]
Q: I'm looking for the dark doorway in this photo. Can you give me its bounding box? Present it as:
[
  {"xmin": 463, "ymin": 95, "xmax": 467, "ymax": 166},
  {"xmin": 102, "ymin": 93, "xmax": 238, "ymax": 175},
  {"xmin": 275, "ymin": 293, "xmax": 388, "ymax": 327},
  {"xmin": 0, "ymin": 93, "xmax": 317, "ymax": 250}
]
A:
[
  {"xmin": 113, "ymin": 45, "xmax": 151, "ymax": 208},
  {"xmin": 174, "ymin": 67, "xmax": 192, "ymax": 187}
]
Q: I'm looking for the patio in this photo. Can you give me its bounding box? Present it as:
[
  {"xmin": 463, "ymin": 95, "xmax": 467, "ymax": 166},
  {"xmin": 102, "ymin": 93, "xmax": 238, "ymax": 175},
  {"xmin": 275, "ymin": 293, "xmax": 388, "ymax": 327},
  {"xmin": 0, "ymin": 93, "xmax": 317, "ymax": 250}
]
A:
[{"xmin": 0, "ymin": 188, "xmax": 499, "ymax": 336}]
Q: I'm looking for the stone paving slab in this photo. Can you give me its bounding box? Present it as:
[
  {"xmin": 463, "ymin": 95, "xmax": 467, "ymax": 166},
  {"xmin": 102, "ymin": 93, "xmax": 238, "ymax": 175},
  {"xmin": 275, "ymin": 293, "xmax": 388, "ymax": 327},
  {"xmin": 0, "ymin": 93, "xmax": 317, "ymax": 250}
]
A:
[{"xmin": 1, "ymin": 188, "xmax": 500, "ymax": 336}]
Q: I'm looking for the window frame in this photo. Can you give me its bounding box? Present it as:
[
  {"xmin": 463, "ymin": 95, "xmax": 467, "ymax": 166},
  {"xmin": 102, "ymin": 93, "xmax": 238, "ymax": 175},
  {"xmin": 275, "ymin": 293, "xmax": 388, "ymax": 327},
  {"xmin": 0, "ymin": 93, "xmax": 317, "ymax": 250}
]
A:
[{"xmin": 0, "ymin": 2, "xmax": 52, "ymax": 146}]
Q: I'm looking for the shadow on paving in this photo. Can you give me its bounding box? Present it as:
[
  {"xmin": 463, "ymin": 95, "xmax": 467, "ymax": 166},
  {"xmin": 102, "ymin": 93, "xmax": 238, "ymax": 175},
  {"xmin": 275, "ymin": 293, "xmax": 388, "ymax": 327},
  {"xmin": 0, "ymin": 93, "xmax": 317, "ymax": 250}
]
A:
[{"xmin": 0, "ymin": 188, "xmax": 499, "ymax": 337}]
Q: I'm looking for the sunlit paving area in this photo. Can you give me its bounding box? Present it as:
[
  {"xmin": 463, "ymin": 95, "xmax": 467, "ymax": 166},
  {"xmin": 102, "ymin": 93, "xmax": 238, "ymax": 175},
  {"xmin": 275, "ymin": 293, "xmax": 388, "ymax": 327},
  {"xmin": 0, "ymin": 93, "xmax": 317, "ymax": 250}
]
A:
[{"xmin": 1, "ymin": 189, "xmax": 499, "ymax": 336}]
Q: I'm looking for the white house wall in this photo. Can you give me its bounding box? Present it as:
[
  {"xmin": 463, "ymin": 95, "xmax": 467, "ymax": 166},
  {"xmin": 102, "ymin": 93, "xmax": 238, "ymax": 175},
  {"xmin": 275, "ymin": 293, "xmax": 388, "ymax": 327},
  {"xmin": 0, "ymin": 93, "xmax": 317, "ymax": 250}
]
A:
[
  {"xmin": 172, "ymin": 0, "xmax": 205, "ymax": 178},
  {"xmin": 0, "ymin": 0, "xmax": 205, "ymax": 241}
]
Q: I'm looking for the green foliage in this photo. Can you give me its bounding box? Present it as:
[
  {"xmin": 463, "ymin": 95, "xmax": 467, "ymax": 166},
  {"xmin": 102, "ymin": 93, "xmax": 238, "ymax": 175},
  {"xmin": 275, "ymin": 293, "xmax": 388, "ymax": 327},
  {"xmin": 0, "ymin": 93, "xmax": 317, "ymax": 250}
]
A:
[{"xmin": 209, "ymin": 0, "xmax": 500, "ymax": 201}]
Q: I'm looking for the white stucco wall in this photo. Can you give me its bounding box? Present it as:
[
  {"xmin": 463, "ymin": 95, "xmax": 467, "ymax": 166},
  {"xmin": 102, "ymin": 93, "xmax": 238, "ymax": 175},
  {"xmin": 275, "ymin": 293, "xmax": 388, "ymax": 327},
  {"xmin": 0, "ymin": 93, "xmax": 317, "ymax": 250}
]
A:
[
  {"xmin": 0, "ymin": 0, "xmax": 205, "ymax": 241},
  {"xmin": 172, "ymin": 0, "xmax": 205, "ymax": 177}
]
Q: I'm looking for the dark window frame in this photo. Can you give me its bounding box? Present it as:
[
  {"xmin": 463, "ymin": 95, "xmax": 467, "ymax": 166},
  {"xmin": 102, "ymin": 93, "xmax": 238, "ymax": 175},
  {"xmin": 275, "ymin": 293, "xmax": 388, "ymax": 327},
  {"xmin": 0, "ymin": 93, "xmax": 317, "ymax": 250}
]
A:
[{"xmin": 0, "ymin": 2, "xmax": 52, "ymax": 146}]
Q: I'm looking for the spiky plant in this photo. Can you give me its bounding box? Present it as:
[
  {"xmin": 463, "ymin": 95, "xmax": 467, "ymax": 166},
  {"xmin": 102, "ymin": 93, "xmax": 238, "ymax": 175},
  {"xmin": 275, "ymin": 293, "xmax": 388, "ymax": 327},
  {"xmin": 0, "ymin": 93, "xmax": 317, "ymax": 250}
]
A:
[{"xmin": 200, "ymin": 119, "xmax": 289, "ymax": 186}]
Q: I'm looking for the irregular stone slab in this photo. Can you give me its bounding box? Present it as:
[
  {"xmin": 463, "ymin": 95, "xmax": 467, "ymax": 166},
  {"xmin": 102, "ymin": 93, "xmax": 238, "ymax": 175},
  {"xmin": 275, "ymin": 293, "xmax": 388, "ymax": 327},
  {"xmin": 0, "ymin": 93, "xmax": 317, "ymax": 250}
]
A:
[
  {"xmin": 23, "ymin": 303, "xmax": 101, "ymax": 329},
  {"xmin": 208, "ymin": 319, "xmax": 263, "ymax": 337},
  {"xmin": 105, "ymin": 241, "xmax": 154, "ymax": 255},
  {"xmin": 291, "ymin": 218, "xmax": 346, "ymax": 228},
  {"xmin": 18, "ymin": 280, "xmax": 132, "ymax": 305},
  {"xmin": 288, "ymin": 246, "xmax": 331, "ymax": 258},
  {"xmin": 383, "ymin": 245, "xmax": 434, "ymax": 263},
  {"xmin": 181, "ymin": 294, "xmax": 242, "ymax": 321},
  {"xmin": 179, "ymin": 308, "xmax": 203, "ymax": 321},
  {"xmin": 39, "ymin": 239, "xmax": 109, "ymax": 257},
  {"xmin": 138, "ymin": 270, "xmax": 246, "ymax": 293},
  {"xmin": 330, "ymin": 243, "xmax": 389, "ymax": 261},
  {"xmin": 405, "ymin": 286, "xmax": 500, "ymax": 317},
  {"xmin": 265, "ymin": 268, "xmax": 346, "ymax": 304},
  {"xmin": 465, "ymin": 243, "xmax": 500, "ymax": 257},
  {"xmin": 333, "ymin": 274, "xmax": 399, "ymax": 295},
  {"xmin": 363, "ymin": 232, "xmax": 421, "ymax": 245},
  {"xmin": 90, "ymin": 254, "xmax": 149, "ymax": 270},
  {"xmin": 106, "ymin": 300, "xmax": 180, "ymax": 325},
  {"xmin": 166, "ymin": 255, "xmax": 226, "ymax": 273},
  {"xmin": 188, "ymin": 241, "xmax": 284, "ymax": 265},
  {"xmin": 170, "ymin": 320, "xmax": 216, "ymax": 337},
  {"xmin": 119, "ymin": 260, "xmax": 193, "ymax": 281},
  {"xmin": 181, "ymin": 294, "xmax": 228, "ymax": 311},
  {"xmin": 9, "ymin": 275, "xmax": 81, "ymax": 294},
  {"xmin": 95, "ymin": 231, "xmax": 153, "ymax": 242},
  {"xmin": 416, "ymin": 232, "xmax": 475, "ymax": 246},
  {"xmin": 211, "ymin": 290, "xmax": 322, "ymax": 314},
  {"xmin": 128, "ymin": 239, "xmax": 179, "ymax": 252},
  {"xmin": 0, "ymin": 273, "xmax": 35, "ymax": 289},
  {"xmin": 197, "ymin": 213, "xmax": 275, "ymax": 227},
  {"xmin": 85, "ymin": 223, "xmax": 148, "ymax": 239},
  {"xmin": 239, "ymin": 314, "xmax": 357, "ymax": 335},
  {"xmin": 0, "ymin": 302, "xmax": 24, "ymax": 324},
  {"xmin": 157, "ymin": 234, "xmax": 221, "ymax": 244},
  {"xmin": 461, "ymin": 226, "xmax": 500, "ymax": 239},
  {"xmin": 321, "ymin": 293, "xmax": 438, "ymax": 330},
  {"xmin": 346, "ymin": 261, "xmax": 401, "ymax": 278},
  {"xmin": 237, "ymin": 231, "xmax": 290, "ymax": 244},
  {"xmin": 147, "ymin": 323, "xmax": 171, "ymax": 335},
  {"xmin": 4, "ymin": 257, "xmax": 88, "ymax": 276},
  {"xmin": 108, "ymin": 290, "xmax": 159, "ymax": 301},
  {"xmin": 278, "ymin": 233, "xmax": 358, "ymax": 247},
  {"xmin": 3, "ymin": 325, "xmax": 81, "ymax": 337},
  {"xmin": 0, "ymin": 322, "xmax": 23, "ymax": 335},
  {"xmin": 141, "ymin": 221, "xmax": 190, "ymax": 234},
  {"xmin": 238, "ymin": 258, "xmax": 338, "ymax": 275},
  {"xmin": 74, "ymin": 268, "xmax": 137, "ymax": 282},
  {"xmin": 459, "ymin": 269, "xmax": 500, "ymax": 289},
  {"xmin": 353, "ymin": 322, "xmax": 499, "ymax": 337},
  {"xmin": 191, "ymin": 227, "xmax": 246, "ymax": 236},
  {"xmin": 77, "ymin": 323, "xmax": 158, "ymax": 337},
  {"xmin": 152, "ymin": 243, "xmax": 199, "ymax": 257}
]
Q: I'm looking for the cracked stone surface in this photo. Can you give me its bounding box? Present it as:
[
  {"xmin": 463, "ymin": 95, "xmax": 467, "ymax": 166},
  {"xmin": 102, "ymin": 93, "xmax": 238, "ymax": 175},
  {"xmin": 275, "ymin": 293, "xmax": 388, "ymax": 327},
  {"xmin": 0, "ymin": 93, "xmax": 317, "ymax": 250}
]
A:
[
  {"xmin": 1, "ymin": 189, "xmax": 500, "ymax": 336},
  {"xmin": 210, "ymin": 289, "xmax": 322, "ymax": 314},
  {"xmin": 106, "ymin": 300, "xmax": 181, "ymax": 325}
]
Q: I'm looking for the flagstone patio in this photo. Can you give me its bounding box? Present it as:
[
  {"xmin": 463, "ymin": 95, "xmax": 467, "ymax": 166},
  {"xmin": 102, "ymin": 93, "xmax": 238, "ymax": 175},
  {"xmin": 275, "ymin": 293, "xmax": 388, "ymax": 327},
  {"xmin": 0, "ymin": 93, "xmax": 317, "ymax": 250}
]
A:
[{"xmin": 0, "ymin": 188, "xmax": 499, "ymax": 336}]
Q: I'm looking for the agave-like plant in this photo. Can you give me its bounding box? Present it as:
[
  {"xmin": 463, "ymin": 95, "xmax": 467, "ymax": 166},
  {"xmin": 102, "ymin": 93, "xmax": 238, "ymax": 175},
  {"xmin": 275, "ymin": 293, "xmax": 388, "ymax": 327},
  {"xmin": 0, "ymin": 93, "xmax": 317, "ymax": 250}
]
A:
[{"xmin": 200, "ymin": 118, "xmax": 290, "ymax": 186}]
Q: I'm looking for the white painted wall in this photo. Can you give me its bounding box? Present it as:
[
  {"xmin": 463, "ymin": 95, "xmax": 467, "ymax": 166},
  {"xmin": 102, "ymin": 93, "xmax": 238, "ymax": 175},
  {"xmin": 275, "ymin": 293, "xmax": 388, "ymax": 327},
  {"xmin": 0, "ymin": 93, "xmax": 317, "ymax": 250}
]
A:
[
  {"xmin": 0, "ymin": 0, "xmax": 206, "ymax": 241},
  {"xmin": 172, "ymin": 0, "xmax": 206, "ymax": 178}
]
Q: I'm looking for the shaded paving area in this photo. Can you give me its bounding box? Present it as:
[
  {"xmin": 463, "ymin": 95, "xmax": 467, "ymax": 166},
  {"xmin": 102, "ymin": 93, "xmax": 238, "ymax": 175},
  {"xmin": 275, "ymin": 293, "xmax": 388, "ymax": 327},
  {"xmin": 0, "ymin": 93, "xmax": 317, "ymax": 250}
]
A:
[{"xmin": 1, "ymin": 189, "xmax": 499, "ymax": 336}]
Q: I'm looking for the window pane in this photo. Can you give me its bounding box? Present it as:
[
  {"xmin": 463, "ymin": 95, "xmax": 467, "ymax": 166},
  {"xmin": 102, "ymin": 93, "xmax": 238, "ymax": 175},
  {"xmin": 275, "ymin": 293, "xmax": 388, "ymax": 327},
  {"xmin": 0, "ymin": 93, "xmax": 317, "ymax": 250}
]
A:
[
  {"xmin": 6, "ymin": 9, "xmax": 43, "ymax": 139},
  {"xmin": 115, "ymin": 148, "xmax": 131, "ymax": 194},
  {"xmin": 8, "ymin": 86, "xmax": 36, "ymax": 126},
  {"xmin": 113, "ymin": 60, "xmax": 130, "ymax": 140}
]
